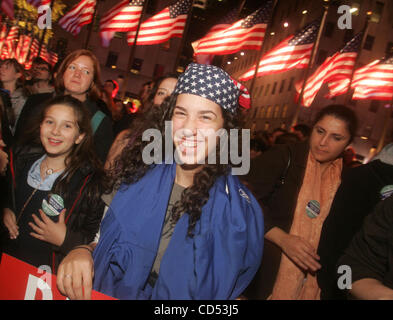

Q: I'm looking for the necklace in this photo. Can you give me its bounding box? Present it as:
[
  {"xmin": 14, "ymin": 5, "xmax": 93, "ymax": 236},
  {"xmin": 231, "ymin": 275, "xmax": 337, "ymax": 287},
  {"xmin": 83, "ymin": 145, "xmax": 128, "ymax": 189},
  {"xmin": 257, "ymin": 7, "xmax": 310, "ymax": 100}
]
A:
[
  {"xmin": 16, "ymin": 157, "xmax": 65, "ymax": 223},
  {"xmin": 43, "ymin": 157, "xmax": 65, "ymax": 177}
]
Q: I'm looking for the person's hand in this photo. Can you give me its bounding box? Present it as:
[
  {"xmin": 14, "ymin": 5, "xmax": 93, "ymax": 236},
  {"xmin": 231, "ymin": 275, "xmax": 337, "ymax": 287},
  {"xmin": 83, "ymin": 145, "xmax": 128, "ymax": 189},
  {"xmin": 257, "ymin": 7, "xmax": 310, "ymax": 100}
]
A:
[
  {"xmin": 280, "ymin": 233, "xmax": 321, "ymax": 272},
  {"xmin": 3, "ymin": 208, "xmax": 19, "ymax": 239},
  {"xmin": 29, "ymin": 209, "xmax": 66, "ymax": 247},
  {"xmin": 57, "ymin": 247, "xmax": 94, "ymax": 300}
]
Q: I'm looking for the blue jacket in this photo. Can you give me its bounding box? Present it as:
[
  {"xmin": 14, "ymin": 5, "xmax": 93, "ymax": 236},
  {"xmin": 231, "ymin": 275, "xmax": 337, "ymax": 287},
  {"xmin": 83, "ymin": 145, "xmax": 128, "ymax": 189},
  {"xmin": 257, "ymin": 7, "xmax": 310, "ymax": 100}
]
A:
[{"xmin": 93, "ymin": 164, "xmax": 264, "ymax": 299}]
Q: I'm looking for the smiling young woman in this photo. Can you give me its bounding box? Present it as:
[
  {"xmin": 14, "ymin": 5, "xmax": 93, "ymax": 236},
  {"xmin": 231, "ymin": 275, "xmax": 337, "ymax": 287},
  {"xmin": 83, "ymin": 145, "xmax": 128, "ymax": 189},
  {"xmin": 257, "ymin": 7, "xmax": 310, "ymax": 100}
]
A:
[
  {"xmin": 243, "ymin": 104, "xmax": 358, "ymax": 300},
  {"xmin": 56, "ymin": 63, "xmax": 264, "ymax": 300}
]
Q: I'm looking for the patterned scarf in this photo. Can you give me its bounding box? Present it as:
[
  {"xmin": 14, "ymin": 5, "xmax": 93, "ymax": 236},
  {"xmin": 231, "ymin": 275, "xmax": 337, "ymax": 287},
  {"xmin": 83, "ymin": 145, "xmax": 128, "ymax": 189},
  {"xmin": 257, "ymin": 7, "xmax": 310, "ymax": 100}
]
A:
[{"xmin": 270, "ymin": 152, "xmax": 342, "ymax": 300}]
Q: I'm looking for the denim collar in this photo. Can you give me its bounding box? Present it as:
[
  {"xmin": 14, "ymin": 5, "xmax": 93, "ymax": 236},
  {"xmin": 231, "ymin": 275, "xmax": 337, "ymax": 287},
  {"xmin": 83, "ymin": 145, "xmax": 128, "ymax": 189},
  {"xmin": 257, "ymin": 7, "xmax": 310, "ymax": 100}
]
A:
[{"xmin": 27, "ymin": 155, "xmax": 64, "ymax": 191}]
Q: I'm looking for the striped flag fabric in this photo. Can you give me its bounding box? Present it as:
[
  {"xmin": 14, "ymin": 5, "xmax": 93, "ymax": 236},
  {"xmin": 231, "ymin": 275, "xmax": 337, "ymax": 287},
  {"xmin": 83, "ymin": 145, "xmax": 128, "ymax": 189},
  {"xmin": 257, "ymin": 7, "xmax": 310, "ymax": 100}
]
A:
[
  {"xmin": 192, "ymin": 0, "xmax": 274, "ymax": 56},
  {"xmin": 24, "ymin": 38, "xmax": 40, "ymax": 69},
  {"xmin": 0, "ymin": 24, "xmax": 7, "ymax": 54},
  {"xmin": 5, "ymin": 26, "xmax": 19, "ymax": 59},
  {"xmin": 59, "ymin": 0, "xmax": 96, "ymax": 36},
  {"xmin": 295, "ymin": 32, "xmax": 363, "ymax": 107},
  {"xmin": 100, "ymin": 0, "xmax": 145, "ymax": 47},
  {"xmin": 239, "ymin": 19, "xmax": 320, "ymax": 81},
  {"xmin": 192, "ymin": 7, "xmax": 239, "ymax": 64},
  {"xmin": 1, "ymin": 0, "xmax": 14, "ymax": 19},
  {"xmin": 39, "ymin": 44, "xmax": 59, "ymax": 66},
  {"xmin": 15, "ymin": 34, "xmax": 24, "ymax": 63},
  {"xmin": 351, "ymin": 55, "xmax": 393, "ymax": 100},
  {"xmin": 127, "ymin": 0, "xmax": 192, "ymax": 46},
  {"xmin": 19, "ymin": 35, "xmax": 33, "ymax": 64},
  {"xmin": 324, "ymin": 32, "xmax": 363, "ymax": 99}
]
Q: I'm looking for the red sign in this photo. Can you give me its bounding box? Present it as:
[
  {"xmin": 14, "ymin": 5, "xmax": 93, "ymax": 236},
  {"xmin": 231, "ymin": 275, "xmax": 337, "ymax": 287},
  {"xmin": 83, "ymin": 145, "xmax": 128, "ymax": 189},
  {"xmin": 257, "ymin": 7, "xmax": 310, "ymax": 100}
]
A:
[{"xmin": 0, "ymin": 253, "xmax": 116, "ymax": 300}]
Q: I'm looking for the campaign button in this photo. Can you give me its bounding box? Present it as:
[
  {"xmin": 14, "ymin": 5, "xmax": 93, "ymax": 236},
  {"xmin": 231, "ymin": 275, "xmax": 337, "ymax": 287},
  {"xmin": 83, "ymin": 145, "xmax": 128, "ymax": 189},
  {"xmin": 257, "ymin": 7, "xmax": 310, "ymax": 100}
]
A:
[
  {"xmin": 306, "ymin": 200, "xmax": 320, "ymax": 219},
  {"xmin": 380, "ymin": 185, "xmax": 393, "ymax": 200},
  {"xmin": 42, "ymin": 194, "xmax": 64, "ymax": 217}
]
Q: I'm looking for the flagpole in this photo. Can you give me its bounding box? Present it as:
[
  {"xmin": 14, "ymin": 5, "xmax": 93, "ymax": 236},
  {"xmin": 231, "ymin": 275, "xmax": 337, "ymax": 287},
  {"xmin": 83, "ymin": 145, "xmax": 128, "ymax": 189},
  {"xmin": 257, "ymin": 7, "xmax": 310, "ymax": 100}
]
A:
[
  {"xmin": 376, "ymin": 97, "xmax": 393, "ymax": 153},
  {"xmin": 344, "ymin": 11, "xmax": 372, "ymax": 104},
  {"xmin": 37, "ymin": 0, "xmax": 55, "ymax": 57},
  {"xmin": 84, "ymin": 0, "xmax": 99, "ymax": 49},
  {"xmin": 290, "ymin": 0, "xmax": 330, "ymax": 128},
  {"xmin": 120, "ymin": 0, "xmax": 150, "ymax": 100},
  {"xmin": 172, "ymin": 0, "xmax": 194, "ymax": 73},
  {"xmin": 248, "ymin": 0, "xmax": 279, "ymax": 96}
]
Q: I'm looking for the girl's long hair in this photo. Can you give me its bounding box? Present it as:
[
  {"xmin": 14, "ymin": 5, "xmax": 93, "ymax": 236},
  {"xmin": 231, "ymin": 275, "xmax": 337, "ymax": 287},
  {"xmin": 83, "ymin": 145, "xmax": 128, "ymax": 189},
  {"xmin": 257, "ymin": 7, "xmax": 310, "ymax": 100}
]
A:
[{"xmin": 107, "ymin": 93, "xmax": 242, "ymax": 237}]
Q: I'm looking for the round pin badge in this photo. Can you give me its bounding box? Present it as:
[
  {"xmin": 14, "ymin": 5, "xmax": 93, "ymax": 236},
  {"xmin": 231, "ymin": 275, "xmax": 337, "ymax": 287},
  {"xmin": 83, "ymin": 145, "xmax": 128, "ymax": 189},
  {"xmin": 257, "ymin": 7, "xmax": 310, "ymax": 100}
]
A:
[
  {"xmin": 380, "ymin": 185, "xmax": 393, "ymax": 200},
  {"xmin": 42, "ymin": 194, "xmax": 64, "ymax": 217},
  {"xmin": 306, "ymin": 200, "xmax": 320, "ymax": 219}
]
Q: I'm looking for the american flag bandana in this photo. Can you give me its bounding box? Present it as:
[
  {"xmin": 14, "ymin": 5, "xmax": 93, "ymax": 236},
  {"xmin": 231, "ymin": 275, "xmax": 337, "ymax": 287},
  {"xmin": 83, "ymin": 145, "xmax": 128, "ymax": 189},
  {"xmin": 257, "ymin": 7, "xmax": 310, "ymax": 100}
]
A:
[{"xmin": 174, "ymin": 63, "xmax": 250, "ymax": 114}]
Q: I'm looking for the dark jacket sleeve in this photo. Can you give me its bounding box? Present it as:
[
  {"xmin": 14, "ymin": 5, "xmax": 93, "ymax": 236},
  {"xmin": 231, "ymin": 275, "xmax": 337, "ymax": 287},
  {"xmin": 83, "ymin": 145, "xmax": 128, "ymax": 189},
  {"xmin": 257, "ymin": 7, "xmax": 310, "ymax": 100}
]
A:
[
  {"xmin": 0, "ymin": 91, "xmax": 13, "ymax": 147},
  {"xmin": 317, "ymin": 163, "xmax": 388, "ymax": 299},
  {"xmin": 337, "ymin": 194, "xmax": 393, "ymax": 286},
  {"xmin": 244, "ymin": 145, "xmax": 289, "ymax": 233},
  {"xmin": 57, "ymin": 173, "xmax": 105, "ymax": 256},
  {"xmin": 93, "ymin": 115, "xmax": 114, "ymax": 163}
]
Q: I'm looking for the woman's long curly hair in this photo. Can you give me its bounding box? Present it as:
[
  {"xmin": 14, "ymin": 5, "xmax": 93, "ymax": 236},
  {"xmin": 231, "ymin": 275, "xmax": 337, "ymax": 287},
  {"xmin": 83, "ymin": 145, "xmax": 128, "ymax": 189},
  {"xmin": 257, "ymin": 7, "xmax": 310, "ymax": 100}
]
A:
[{"xmin": 107, "ymin": 93, "xmax": 243, "ymax": 237}]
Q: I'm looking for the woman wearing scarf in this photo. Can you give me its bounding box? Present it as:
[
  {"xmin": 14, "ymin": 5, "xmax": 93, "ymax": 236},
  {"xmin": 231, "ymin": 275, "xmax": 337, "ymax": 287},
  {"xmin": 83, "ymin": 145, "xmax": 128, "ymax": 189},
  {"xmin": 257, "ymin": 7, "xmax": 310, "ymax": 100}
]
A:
[
  {"xmin": 244, "ymin": 105, "xmax": 358, "ymax": 300},
  {"xmin": 56, "ymin": 63, "xmax": 264, "ymax": 300}
]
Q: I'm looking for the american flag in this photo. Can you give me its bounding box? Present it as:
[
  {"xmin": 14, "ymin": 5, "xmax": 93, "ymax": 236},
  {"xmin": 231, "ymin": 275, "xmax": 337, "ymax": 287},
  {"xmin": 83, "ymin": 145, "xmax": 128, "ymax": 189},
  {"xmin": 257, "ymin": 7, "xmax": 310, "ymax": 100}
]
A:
[
  {"xmin": 192, "ymin": 0, "xmax": 274, "ymax": 56},
  {"xmin": 239, "ymin": 19, "xmax": 320, "ymax": 81},
  {"xmin": 127, "ymin": 0, "xmax": 192, "ymax": 46},
  {"xmin": 351, "ymin": 55, "xmax": 393, "ymax": 100},
  {"xmin": 1, "ymin": 0, "xmax": 14, "ymax": 19},
  {"xmin": 296, "ymin": 32, "xmax": 363, "ymax": 107},
  {"xmin": 0, "ymin": 24, "xmax": 7, "ymax": 54},
  {"xmin": 20, "ymin": 36, "xmax": 33, "ymax": 64},
  {"xmin": 26, "ymin": 0, "xmax": 51, "ymax": 8},
  {"xmin": 24, "ymin": 38, "xmax": 40, "ymax": 69},
  {"xmin": 192, "ymin": 7, "xmax": 239, "ymax": 64},
  {"xmin": 100, "ymin": 0, "xmax": 145, "ymax": 47},
  {"xmin": 5, "ymin": 26, "xmax": 19, "ymax": 59},
  {"xmin": 15, "ymin": 34, "xmax": 32, "ymax": 64},
  {"xmin": 59, "ymin": 0, "xmax": 96, "ymax": 36},
  {"xmin": 324, "ymin": 32, "xmax": 363, "ymax": 99},
  {"xmin": 39, "ymin": 44, "xmax": 59, "ymax": 66}
]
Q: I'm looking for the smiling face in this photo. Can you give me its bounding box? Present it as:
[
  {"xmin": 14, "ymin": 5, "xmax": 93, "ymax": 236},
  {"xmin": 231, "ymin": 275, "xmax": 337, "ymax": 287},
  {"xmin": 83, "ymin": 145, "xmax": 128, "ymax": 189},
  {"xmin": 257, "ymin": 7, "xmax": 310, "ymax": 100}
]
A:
[
  {"xmin": 309, "ymin": 115, "xmax": 351, "ymax": 164},
  {"xmin": 172, "ymin": 93, "xmax": 225, "ymax": 166},
  {"xmin": 63, "ymin": 55, "xmax": 94, "ymax": 101},
  {"xmin": 40, "ymin": 104, "xmax": 85, "ymax": 160},
  {"xmin": 153, "ymin": 77, "xmax": 178, "ymax": 105}
]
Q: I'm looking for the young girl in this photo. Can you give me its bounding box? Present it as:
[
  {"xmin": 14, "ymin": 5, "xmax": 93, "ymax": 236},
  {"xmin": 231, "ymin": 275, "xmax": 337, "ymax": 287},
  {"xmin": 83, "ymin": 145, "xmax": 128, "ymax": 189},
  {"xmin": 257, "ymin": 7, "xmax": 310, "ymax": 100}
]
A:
[
  {"xmin": 57, "ymin": 63, "xmax": 264, "ymax": 300},
  {"xmin": 1, "ymin": 95, "xmax": 105, "ymax": 273}
]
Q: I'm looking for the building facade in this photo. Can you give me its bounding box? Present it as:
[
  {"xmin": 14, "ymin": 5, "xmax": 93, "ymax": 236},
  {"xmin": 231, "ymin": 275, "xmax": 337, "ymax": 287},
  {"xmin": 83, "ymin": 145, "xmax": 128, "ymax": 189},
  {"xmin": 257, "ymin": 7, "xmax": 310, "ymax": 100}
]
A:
[{"xmin": 225, "ymin": 0, "xmax": 393, "ymax": 161}]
